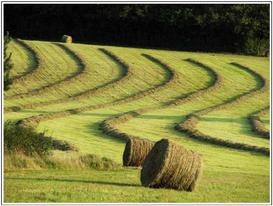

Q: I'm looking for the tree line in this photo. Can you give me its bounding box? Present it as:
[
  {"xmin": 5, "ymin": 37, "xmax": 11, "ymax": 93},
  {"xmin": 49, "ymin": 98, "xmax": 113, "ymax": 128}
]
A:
[{"xmin": 4, "ymin": 4, "xmax": 269, "ymax": 56}]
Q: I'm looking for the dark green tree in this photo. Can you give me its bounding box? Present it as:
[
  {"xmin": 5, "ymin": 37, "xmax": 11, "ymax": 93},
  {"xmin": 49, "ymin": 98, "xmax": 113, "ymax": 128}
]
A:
[{"xmin": 4, "ymin": 31, "xmax": 13, "ymax": 91}]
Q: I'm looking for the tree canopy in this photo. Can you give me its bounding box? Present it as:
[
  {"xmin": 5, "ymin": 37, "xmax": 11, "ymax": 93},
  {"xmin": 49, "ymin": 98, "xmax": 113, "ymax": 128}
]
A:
[{"xmin": 4, "ymin": 4, "xmax": 269, "ymax": 56}]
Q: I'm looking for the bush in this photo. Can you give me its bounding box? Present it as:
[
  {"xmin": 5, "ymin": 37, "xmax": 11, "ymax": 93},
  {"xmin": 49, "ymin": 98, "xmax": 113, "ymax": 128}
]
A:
[
  {"xmin": 244, "ymin": 36, "xmax": 269, "ymax": 56},
  {"xmin": 4, "ymin": 121, "xmax": 53, "ymax": 156}
]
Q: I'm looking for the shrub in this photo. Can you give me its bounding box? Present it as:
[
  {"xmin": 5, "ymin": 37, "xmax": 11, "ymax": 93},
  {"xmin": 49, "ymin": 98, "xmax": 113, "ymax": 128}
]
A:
[
  {"xmin": 244, "ymin": 36, "xmax": 269, "ymax": 56},
  {"xmin": 4, "ymin": 121, "xmax": 53, "ymax": 156}
]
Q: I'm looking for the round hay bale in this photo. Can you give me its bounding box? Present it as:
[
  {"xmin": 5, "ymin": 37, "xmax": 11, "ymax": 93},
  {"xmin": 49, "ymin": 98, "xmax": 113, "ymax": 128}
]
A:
[
  {"xmin": 61, "ymin": 35, "xmax": 72, "ymax": 43},
  {"xmin": 141, "ymin": 139, "xmax": 202, "ymax": 191},
  {"xmin": 123, "ymin": 138, "xmax": 154, "ymax": 167}
]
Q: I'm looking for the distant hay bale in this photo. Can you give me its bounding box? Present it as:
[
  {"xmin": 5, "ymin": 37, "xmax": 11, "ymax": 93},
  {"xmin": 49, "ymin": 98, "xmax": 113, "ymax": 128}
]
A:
[
  {"xmin": 61, "ymin": 35, "xmax": 72, "ymax": 43},
  {"xmin": 141, "ymin": 139, "xmax": 202, "ymax": 191},
  {"xmin": 123, "ymin": 138, "xmax": 154, "ymax": 167}
]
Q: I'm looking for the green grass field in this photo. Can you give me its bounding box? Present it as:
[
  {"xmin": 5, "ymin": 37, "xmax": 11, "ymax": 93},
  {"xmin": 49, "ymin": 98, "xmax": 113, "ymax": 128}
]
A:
[{"xmin": 4, "ymin": 39, "xmax": 270, "ymax": 203}]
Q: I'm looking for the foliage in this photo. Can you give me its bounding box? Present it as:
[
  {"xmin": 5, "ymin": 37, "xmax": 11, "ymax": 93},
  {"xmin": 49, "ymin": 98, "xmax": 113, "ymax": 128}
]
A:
[
  {"xmin": 4, "ymin": 4, "xmax": 269, "ymax": 55},
  {"xmin": 4, "ymin": 31, "xmax": 13, "ymax": 91},
  {"xmin": 4, "ymin": 121, "xmax": 53, "ymax": 156}
]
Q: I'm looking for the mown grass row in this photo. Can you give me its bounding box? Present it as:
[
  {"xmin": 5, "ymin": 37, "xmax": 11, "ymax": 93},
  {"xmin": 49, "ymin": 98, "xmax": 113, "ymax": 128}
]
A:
[
  {"xmin": 4, "ymin": 47, "xmax": 128, "ymax": 111},
  {"xmin": 13, "ymin": 48, "xmax": 133, "ymax": 127},
  {"xmin": 165, "ymin": 58, "xmax": 223, "ymax": 107},
  {"xmin": 6, "ymin": 44, "xmax": 268, "ymax": 155},
  {"xmin": 5, "ymin": 40, "xmax": 80, "ymax": 98},
  {"xmin": 15, "ymin": 52, "xmax": 178, "ymax": 129},
  {"xmin": 5, "ymin": 43, "xmax": 85, "ymax": 102},
  {"xmin": 195, "ymin": 62, "xmax": 268, "ymax": 113},
  {"xmin": 98, "ymin": 58, "xmax": 221, "ymax": 147},
  {"xmin": 99, "ymin": 58, "xmax": 269, "ymax": 156},
  {"xmin": 248, "ymin": 106, "xmax": 270, "ymax": 139},
  {"xmin": 9, "ymin": 39, "xmax": 38, "ymax": 81},
  {"xmin": 99, "ymin": 53, "xmax": 182, "ymax": 109},
  {"xmin": 175, "ymin": 62, "xmax": 269, "ymax": 155},
  {"xmin": 20, "ymin": 56, "xmax": 217, "ymax": 154},
  {"xmin": 100, "ymin": 110, "xmax": 146, "ymax": 142}
]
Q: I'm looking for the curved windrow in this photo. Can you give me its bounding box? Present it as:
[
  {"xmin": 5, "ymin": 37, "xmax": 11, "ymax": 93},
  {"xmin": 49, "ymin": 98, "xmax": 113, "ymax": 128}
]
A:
[
  {"xmin": 4, "ymin": 46, "xmax": 124, "ymax": 111},
  {"xmin": 6, "ymin": 43, "xmax": 84, "ymax": 101},
  {"xmin": 176, "ymin": 62, "xmax": 269, "ymax": 155},
  {"xmin": 248, "ymin": 107, "xmax": 270, "ymax": 138},
  {"xmin": 15, "ymin": 51, "xmax": 167, "ymax": 127},
  {"xmin": 103, "ymin": 57, "xmax": 269, "ymax": 158},
  {"xmin": 8, "ymin": 39, "xmax": 37, "ymax": 81},
  {"xmin": 5, "ymin": 41, "xmax": 80, "ymax": 98},
  {"xmin": 13, "ymin": 52, "xmax": 188, "ymax": 156},
  {"xmin": 99, "ymin": 57, "xmax": 221, "ymax": 143}
]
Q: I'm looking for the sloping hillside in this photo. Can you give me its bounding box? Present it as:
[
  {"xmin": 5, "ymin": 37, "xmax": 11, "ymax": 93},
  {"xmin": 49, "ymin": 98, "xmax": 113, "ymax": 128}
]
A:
[{"xmin": 4, "ymin": 40, "xmax": 270, "ymax": 203}]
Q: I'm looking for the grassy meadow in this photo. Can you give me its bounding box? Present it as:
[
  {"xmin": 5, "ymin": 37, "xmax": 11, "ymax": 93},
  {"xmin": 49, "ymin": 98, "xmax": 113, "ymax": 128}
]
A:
[{"xmin": 4, "ymin": 39, "xmax": 270, "ymax": 203}]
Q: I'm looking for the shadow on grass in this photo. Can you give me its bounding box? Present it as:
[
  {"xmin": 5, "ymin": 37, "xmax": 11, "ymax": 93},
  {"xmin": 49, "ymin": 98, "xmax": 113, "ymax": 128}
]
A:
[
  {"xmin": 6, "ymin": 177, "xmax": 141, "ymax": 188},
  {"xmin": 200, "ymin": 117, "xmax": 243, "ymax": 123},
  {"xmin": 87, "ymin": 121, "xmax": 125, "ymax": 143}
]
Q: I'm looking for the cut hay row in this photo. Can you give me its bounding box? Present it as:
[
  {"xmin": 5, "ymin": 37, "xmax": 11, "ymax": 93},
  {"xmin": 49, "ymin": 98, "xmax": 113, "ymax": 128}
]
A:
[
  {"xmin": 165, "ymin": 58, "xmax": 223, "ymax": 107},
  {"xmin": 248, "ymin": 107, "xmax": 270, "ymax": 139},
  {"xmin": 141, "ymin": 139, "xmax": 202, "ymax": 191},
  {"xmin": 5, "ymin": 43, "xmax": 85, "ymax": 101},
  {"xmin": 99, "ymin": 110, "xmax": 147, "ymax": 142},
  {"xmin": 196, "ymin": 62, "xmax": 268, "ymax": 114},
  {"xmin": 99, "ymin": 59, "xmax": 222, "ymax": 140},
  {"xmin": 104, "ymin": 54, "xmax": 180, "ymax": 108},
  {"xmin": 69, "ymin": 48, "xmax": 133, "ymax": 100},
  {"xmin": 10, "ymin": 39, "xmax": 39, "ymax": 81},
  {"xmin": 4, "ymin": 47, "xmax": 128, "ymax": 111},
  {"xmin": 99, "ymin": 110, "xmax": 156, "ymax": 167},
  {"xmin": 5, "ymin": 44, "xmax": 123, "ymax": 112},
  {"xmin": 5, "ymin": 39, "xmax": 40, "ymax": 96},
  {"xmin": 5, "ymin": 52, "xmax": 182, "ymax": 113},
  {"xmin": 98, "ymin": 59, "xmax": 222, "ymax": 166},
  {"xmin": 98, "ymin": 59, "xmax": 220, "ymax": 145},
  {"xmin": 12, "ymin": 54, "xmax": 177, "ymax": 128},
  {"xmin": 175, "ymin": 62, "xmax": 269, "ymax": 155},
  {"xmin": 175, "ymin": 114, "xmax": 269, "ymax": 155},
  {"xmin": 99, "ymin": 59, "xmax": 269, "ymax": 157},
  {"xmin": 16, "ymin": 100, "xmax": 115, "ymax": 128}
]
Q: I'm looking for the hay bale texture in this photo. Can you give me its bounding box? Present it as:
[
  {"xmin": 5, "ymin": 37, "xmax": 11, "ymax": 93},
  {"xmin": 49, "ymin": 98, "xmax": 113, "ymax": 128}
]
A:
[
  {"xmin": 123, "ymin": 138, "xmax": 154, "ymax": 167},
  {"xmin": 141, "ymin": 139, "xmax": 202, "ymax": 191},
  {"xmin": 61, "ymin": 35, "xmax": 72, "ymax": 43}
]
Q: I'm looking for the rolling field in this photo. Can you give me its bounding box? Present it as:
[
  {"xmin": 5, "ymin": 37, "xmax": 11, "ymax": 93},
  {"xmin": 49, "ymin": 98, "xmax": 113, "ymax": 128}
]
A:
[{"xmin": 4, "ymin": 39, "xmax": 270, "ymax": 203}]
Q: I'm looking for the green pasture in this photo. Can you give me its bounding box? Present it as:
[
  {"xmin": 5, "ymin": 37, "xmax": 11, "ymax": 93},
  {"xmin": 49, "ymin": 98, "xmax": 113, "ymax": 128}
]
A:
[{"xmin": 4, "ymin": 40, "xmax": 270, "ymax": 203}]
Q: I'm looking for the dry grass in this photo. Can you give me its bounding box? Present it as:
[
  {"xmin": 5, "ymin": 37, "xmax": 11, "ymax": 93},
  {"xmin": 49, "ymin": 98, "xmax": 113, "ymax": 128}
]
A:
[
  {"xmin": 248, "ymin": 107, "xmax": 270, "ymax": 138},
  {"xmin": 175, "ymin": 62, "xmax": 269, "ymax": 155},
  {"xmin": 4, "ymin": 152, "xmax": 120, "ymax": 171},
  {"xmin": 141, "ymin": 139, "xmax": 202, "ymax": 191},
  {"xmin": 61, "ymin": 35, "xmax": 72, "ymax": 43},
  {"xmin": 123, "ymin": 138, "xmax": 154, "ymax": 167},
  {"xmin": 176, "ymin": 114, "xmax": 269, "ymax": 155}
]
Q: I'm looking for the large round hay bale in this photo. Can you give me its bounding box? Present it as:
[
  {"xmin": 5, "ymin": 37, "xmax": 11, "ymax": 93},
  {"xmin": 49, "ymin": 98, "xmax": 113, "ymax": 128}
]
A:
[
  {"xmin": 141, "ymin": 139, "xmax": 202, "ymax": 191},
  {"xmin": 61, "ymin": 35, "xmax": 72, "ymax": 43},
  {"xmin": 123, "ymin": 138, "xmax": 154, "ymax": 167}
]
